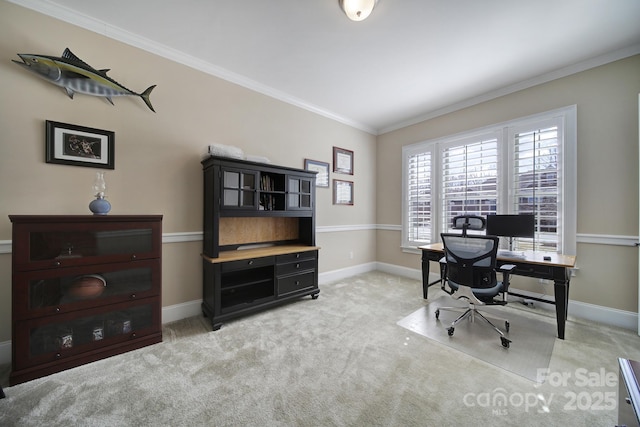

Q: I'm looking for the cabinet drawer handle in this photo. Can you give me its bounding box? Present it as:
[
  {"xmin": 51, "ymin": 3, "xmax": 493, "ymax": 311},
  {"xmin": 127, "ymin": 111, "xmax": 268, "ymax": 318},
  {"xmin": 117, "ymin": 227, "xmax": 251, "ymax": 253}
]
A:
[
  {"xmin": 53, "ymin": 261, "xmax": 61, "ymax": 267},
  {"xmin": 56, "ymin": 353, "xmax": 61, "ymax": 358},
  {"xmin": 131, "ymin": 254, "xmax": 137, "ymax": 260},
  {"xmin": 55, "ymin": 307, "xmax": 60, "ymax": 313},
  {"xmin": 295, "ymin": 281, "xmax": 300, "ymax": 286},
  {"xmin": 296, "ymin": 263, "xmax": 300, "ymax": 269},
  {"xmin": 131, "ymin": 333, "xmax": 137, "ymax": 338},
  {"xmin": 248, "ymin": 260, "xmax": 254, "ymax": 265},
  {"xmin": 296, "ymin": 253, "xmax": 300, "ymax": 259},
  {"xmin": 131, "ymin": 294, "xmax": 136, "ymax": 299}
]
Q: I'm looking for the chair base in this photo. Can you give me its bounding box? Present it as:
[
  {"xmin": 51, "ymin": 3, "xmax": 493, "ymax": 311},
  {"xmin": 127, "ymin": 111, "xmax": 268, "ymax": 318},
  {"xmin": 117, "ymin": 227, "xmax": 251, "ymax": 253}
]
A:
[{"xmin": 435, "ymin": 304, "xmax": 511, "ymax": 348}]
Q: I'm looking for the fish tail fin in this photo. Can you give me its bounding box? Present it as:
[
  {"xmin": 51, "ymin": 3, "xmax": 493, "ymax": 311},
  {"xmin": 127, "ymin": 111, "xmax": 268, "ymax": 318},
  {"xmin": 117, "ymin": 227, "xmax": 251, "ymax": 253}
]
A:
[{"xmin": 140, "ymin": 85, "xmax": 156, "ymax": 112}]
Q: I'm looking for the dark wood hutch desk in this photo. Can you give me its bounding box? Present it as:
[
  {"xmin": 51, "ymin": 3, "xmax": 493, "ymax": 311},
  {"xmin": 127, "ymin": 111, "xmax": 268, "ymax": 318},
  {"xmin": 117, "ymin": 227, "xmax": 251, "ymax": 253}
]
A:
[{"xmin": 419, "ymin": 243, "xmax": 576, "ymax": 339}]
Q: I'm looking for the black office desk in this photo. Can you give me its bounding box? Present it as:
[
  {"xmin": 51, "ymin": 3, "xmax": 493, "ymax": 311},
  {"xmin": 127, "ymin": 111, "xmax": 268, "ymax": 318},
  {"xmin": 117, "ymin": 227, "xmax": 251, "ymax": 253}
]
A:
[{"xmin": 419, "ymin": 243, "xmax": 576, "ymax": 339}]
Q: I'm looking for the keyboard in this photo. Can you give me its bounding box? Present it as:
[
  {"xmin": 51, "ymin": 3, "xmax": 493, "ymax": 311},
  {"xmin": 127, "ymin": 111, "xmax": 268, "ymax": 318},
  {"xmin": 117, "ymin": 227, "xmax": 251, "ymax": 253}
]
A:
[{"xmin": 497, "ymin": 250, "xmax": 526, "ymax": 259}]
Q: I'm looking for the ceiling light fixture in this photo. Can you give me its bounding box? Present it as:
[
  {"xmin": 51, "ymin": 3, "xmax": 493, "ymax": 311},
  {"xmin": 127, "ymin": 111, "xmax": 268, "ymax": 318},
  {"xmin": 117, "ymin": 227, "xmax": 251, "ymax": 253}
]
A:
[{"xmin": 339, "ymin": 0, "xmax": 378, "ymax": 22}]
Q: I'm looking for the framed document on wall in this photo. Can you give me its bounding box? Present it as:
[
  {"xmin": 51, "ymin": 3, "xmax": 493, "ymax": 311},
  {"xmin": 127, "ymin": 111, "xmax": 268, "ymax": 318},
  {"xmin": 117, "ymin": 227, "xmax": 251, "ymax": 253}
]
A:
[
  {"xmin": 333, "ymin": 179, "xmax": 353, "ymax": 205},
  {"xmin": 333, "ymin": 147, "xmax": 353, "ymax": 175},
  {"xmin": 304, "ymin": 159, "xmax": 330, "ymax": 188}
]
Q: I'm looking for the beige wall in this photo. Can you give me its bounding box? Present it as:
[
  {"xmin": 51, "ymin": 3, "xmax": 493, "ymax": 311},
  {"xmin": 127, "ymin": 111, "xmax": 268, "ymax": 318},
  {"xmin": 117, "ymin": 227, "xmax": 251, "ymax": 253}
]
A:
[
  {"xmin": 377, "ymin": 55, "xmax": 640, "ymax": 312},
  {"xmin": 0, "ymin": 1, "xmax": 377, "ymax": 342},
  {"xmin": 1, "ymin": 1, "xmax": 638, "ymax": 347}
]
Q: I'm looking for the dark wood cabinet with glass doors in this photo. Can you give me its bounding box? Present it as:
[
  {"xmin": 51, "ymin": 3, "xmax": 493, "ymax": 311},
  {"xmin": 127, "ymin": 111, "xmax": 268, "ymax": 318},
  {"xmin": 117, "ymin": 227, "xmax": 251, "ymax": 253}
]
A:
[{"xmin": 9, "ymin": 215, "xmax": 162, "ymax": 385}]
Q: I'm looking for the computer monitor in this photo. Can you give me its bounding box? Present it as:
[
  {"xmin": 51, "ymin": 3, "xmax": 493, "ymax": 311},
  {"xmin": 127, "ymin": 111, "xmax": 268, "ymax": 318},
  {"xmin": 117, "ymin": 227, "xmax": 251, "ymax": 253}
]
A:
[{"xmin": 486, "ymin": 214, "xmax": 535, "ymax": 251}]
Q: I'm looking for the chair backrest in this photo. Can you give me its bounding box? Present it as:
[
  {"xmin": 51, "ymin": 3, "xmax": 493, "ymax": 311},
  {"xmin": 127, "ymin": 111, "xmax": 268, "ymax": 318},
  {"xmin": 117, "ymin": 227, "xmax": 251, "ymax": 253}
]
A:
[
  {"xmin": 451, "ymin": 215, "xmax": 486, "ymax": 236},
  {"xmin": 441, "ymin": 233, "xmax": 499, "ymax": 289}
]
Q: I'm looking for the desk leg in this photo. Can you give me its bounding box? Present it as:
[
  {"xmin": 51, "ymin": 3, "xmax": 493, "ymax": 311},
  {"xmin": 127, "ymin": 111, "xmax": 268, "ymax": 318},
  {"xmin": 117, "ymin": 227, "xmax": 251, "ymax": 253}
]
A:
[
  {"xmin": 554, "ymin": 280, "xmax": 569, "ymax": 340},
  {"xmin": 422, "ymin": 254, "xmax": 431, "ymax": 299}
]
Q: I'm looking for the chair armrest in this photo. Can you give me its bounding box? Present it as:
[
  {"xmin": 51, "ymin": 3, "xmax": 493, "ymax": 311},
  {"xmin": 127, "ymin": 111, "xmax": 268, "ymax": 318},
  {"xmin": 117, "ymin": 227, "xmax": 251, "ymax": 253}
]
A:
[
  {"xmin": 499, "ymin": 264, "xmax": 516, "ymax": 272},
  {"xmin": 438, "ymin": 257, "xmax": 448, "ymax": 290},
  {"xmin": 498, "ymin": 264, "xmax": 516, "ymax": 292}
]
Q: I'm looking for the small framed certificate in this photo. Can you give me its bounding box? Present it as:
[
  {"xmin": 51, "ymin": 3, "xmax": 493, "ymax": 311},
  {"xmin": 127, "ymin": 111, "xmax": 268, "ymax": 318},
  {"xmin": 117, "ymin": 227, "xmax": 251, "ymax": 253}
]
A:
[
  {"xmin": 333, "ymin": 147, "xmax": 353, "ymax": 175},
  {"xmin": 304, "ymin": 159, "xmax": 330, "ymax": 188},
  {"xmin": 333, "ymin": 179, "xmax": 354, "ymax": 205}
]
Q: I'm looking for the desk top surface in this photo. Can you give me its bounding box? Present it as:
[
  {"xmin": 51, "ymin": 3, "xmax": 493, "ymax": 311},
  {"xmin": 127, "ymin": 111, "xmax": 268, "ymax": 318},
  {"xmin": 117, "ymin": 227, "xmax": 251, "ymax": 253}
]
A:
[
  {"xmin": 419, "ymin": 242, "xmax": 576, "ymax": 268},
  {"xmin": 202, "ymin": 245, "xmax": 320, "ymax": 263}
]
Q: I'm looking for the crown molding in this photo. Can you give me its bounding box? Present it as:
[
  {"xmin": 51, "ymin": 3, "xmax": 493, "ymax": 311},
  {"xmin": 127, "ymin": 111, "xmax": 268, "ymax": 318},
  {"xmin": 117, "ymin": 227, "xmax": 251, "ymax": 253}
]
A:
[
  {"xmin": 378, "ymin": 43, "xmax": 640, "ymax": 135},
  {"xmin": 7, "ymin": 0, "xmax": 377, "ymax": 135},
  {"xmin": 7, "ymin": 0, "xmax": 640, "ymax": 137}
]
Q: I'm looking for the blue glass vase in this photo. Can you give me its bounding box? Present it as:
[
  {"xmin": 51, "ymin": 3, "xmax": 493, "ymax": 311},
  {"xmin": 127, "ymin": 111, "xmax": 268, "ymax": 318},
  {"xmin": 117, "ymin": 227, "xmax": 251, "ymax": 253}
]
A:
[{"xmin": 89, "ymin": 196, "xmax": 111, "ymax": 215}]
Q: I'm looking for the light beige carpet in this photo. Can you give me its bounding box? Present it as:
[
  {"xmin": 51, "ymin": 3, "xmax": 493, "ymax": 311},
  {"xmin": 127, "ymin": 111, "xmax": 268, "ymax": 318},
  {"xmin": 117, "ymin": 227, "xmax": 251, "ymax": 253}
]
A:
[
  {"xmin": 0, "ymin": 271, "xmax": 638, "ymax": 426},
  {"xmin": 397, "ymin": 296, "xmax": 557, "ymax": 382}
]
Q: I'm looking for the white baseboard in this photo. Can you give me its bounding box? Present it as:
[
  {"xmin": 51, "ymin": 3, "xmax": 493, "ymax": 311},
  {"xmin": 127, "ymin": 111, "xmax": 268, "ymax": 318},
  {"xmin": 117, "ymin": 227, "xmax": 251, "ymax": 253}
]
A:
[
  {"xmin": 1, "ymin": 263, "xmax": 636, "ymax": 366},
  {"xmin": 161, "ymin": 300, "xmax": 203, "ymax": 324},
  {"xmin": 376, "ymin": 261, "xmax": 424, "ymax": 281},
  {"xmin": 318, "ymin": 262, "xmax": 378, "ymax": 284}
]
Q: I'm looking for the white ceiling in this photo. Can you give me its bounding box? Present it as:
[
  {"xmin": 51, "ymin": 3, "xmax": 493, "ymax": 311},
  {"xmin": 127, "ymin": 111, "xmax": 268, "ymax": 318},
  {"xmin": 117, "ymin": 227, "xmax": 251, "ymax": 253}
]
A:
[{"xmin": 12, "ymin": 0, "xmax": 640, "ymax": 134}]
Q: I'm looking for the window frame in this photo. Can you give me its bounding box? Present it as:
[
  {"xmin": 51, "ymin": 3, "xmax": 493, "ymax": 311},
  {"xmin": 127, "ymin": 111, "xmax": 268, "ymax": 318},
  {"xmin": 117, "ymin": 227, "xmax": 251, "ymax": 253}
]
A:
[{"xmin": 401, "ymin": 105, "xmax": 577, "ymax": 255}]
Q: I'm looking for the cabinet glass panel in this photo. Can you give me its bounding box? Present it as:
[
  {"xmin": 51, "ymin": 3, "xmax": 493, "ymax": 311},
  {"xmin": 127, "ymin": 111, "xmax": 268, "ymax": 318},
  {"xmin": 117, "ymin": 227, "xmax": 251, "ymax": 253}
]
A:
[
  {"xmin": 29, "ymin": 266, "xmax": 153, "ymax": 310},
  {"xmin": 288, "ymin": 178, "xmax": 300, "ymax": 193},
  {"xmin": 287, "ymin": 177, "xmax": 312, "ymax": 209},
  {"xmin": 224, "ymin": 171, "xmax": 240, "ymax": 188},
  {"xmin": 223, "ymin": 189, "xmax": 239, "ymax": 206},
  {"xmin": 222, "ymin": 170, "xmax": 257, "ymax": 208},
  {"xmin": 29, "ymin": 304, "xmax": 152, "ymax": 357},
  {"xmin": 28, "ymin": 229, "xmax": 152, "ymax": 262}
]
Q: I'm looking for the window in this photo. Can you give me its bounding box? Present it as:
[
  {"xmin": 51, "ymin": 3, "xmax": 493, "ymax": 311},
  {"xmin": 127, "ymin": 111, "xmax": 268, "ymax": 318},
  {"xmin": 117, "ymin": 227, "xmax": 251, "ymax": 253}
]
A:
[
  {"xmin": 406, "ymin": 151, "xmax": 432, "ymax": 243},
  {"xmin": 441, "ymin": 134, "xmax": 499, "ymax": 233},
  {"xmin": 402, "ymin": 106, "xmax": 576, "ymax": 254}
]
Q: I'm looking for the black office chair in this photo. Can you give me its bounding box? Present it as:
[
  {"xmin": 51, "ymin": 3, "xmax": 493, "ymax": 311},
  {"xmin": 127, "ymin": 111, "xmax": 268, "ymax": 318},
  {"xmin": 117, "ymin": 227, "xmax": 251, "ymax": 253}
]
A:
[
  {"xmin": 436, "ymin": 233, "xmax": 515, "ymax": 348},
  {"xmin": 430, "ymin": 215, "xmax": 488, "ymax": 288}
]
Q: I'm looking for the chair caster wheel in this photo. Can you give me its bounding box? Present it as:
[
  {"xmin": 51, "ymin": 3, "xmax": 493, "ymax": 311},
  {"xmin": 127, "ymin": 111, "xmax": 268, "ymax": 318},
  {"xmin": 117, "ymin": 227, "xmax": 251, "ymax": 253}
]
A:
[
  {"xmin": 501, "ymin": 337, "xmax": 511, "ymax": 348},
  {"xmin": 505, "ymin": 321, "xmax": 510, "ymax": 332},
  {"xmin": 447, "ymin": 327, "xmax": 455, "ymax": 336},
  {"xmin": 435, "ymin": 309, "xmax": 440, "ymax": 319}
]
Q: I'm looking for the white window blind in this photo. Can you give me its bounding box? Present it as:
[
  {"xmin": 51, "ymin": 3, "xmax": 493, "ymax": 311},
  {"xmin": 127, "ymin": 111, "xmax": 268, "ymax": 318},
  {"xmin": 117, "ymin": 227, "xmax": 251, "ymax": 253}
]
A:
[
  {"xmin": 441, "ymin": 137, "xmax": 498, "ymax": 233},
  {"xmin": 406, "ymin": 151, "xmax": 432, "ymax": 244},
  {"xmin": 511, "ymin": 123, "xmax": 563, "ymax": 252}
]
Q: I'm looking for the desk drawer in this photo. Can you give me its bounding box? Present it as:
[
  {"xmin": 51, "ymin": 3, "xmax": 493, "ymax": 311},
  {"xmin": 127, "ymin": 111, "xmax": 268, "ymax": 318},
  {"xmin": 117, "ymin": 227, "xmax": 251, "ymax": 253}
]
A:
[
  {"xmin": 511, "ymin": 264, "xmax": 553, "ymax": 278},
  {"xmin": 277, "ymin": 251, "xmax": 317, "ymax": 264},
  {"xmin": 276, "ymin": 259, "xmax": 316, "ymax": 276},
  {"xmin": 277, "ymin": 271, "xmax": 316, "ymax": 296},
  {"xmin": 221, "ymin": 256, "xmax": 274, "ymax": 273},
  {"xmin": 504, "ymin": 262, "xmax": 568, "ymax": 281}
]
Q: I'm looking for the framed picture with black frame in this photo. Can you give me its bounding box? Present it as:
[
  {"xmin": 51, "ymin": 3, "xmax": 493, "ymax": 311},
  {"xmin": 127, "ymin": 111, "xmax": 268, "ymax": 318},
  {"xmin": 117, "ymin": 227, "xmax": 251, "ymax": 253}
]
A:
[
  {"xmin": 304, "ymin": 158, "xmax": 330, "ymax": 188},
  {"xmin": 45, "ymin": 120, "xmax": 115, "ymax": 169}
]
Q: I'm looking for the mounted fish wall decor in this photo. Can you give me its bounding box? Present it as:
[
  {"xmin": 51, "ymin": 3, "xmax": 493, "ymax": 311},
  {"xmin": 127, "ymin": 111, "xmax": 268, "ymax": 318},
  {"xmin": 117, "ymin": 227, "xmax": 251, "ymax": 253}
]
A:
[{"xmin": 12, "ymin": 48, "xmax": 156, "ymax": 112}]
